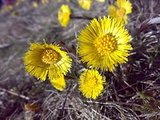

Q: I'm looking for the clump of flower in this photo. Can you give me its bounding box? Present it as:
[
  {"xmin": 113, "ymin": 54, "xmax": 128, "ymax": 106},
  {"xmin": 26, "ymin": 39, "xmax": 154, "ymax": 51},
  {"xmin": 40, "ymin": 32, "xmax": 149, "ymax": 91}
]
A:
[
  {"xmin": 108, "ymin": 0, "xmax": 132, "ymax": 24},
  {"xmin": 23, "ymin": 42, "xmax": 72, "ymax": 91},
  {"xmin": 58, "ymin": 4, "xmax": 71, "ymax": 27},
  {"xmin": 78, "ymin": 0, "xmax": 92, "ymax": 10},
  {"xmin": 78, "ymin": 16, "xmax": 132, "ymax": 72},
  {"xmin": 79, "ymin": 69, "xmax": 105, "ymax": 99}
]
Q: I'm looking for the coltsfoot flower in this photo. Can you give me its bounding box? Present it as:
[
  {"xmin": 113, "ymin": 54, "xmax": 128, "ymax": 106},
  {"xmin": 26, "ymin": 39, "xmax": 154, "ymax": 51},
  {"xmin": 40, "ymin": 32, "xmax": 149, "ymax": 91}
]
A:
[
  {"xmin": 96, "ymin": 0, "xmax": 105, "ymax": 2},
  {"xmin": 78, "ymin": 0, "xmax": 92, "ymax": 10},
  {"xmin": 58, "ymin": 4, "xmax": 71, "ymax": 27},
  {"xmin": 41, "ymin": 0, "xmax": 48, "ymax": 4},
  {"xmin": 24, "ymin": 43, "xmax": 72, "ymax": 91},
  {"xmin": 116, "ymin": 0, "xmax": 132, "ymax": 14},
  {"xmin": 78, "ymin": 16, "xmax": 132, "ymax": 71},
  {"xmin": 108, "ymin": 0, "xmax": 132, "ymax": 24},
  {"xmin": 79, "ymin": 69, "xmax": 105, "ymax": 99}
]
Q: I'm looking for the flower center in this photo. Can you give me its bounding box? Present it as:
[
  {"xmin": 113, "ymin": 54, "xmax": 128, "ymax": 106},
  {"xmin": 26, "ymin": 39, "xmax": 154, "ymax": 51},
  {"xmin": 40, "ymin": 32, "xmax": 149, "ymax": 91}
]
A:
[
  {"xmin": 94, "ymin": 34, "xmax": 117, "ymax": 56},
  {"xmin": 41, "ymin": 49, "xmax": 61, "ymax": 64},
  {"xmin": 116, "ymin": 8, "xmax": 126, "ymax": 18},
  {"xmin": 85, "ymin": 76, "xmax": 98, "ymax": 88}
]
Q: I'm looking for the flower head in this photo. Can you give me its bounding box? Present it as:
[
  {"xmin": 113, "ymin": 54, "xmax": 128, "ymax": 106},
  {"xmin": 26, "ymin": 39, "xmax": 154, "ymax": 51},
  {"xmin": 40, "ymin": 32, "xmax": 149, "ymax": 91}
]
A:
[
  {"xmin": 96, "ymin": 0, "xmax": 105, "ymax": 2},
  {"xmin": 78, "ymin": 16, "xmax": 132, "ymax": 71},
  {"xmin": 32, "ymin": 1, "xmax": 38, "ymax": 8},
  {"xmin": 116, "ymin": 0, "xmax": 132, "ymax": 14},
  {"xmin": 108, "ymin": 0, "xmax": 132, "ymax": 23},
  {"xmin": 24, "ymin": 43, "xmax": 72, "ymax": 90},
  {"xmin": 41, "ymin": 0, "xmax": 48, "ymax": 4},
  {"xmin": 79, "ymin": 69, "xmax": 105, "ymax": 99},
  {"xmin": 58, "ymin": 4, "xmax": 71, "ymax": 27},
  {"xmin": 78, "ymin": 0, "xmax": 92, "ymax": 10}
]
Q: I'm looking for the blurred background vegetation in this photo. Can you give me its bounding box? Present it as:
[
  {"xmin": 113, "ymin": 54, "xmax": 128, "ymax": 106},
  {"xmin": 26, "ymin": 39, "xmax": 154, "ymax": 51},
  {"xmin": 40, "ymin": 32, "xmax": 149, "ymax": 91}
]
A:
[{"xmin": 0, "ymin": 0, "xmax": 160, "ymax": 119}]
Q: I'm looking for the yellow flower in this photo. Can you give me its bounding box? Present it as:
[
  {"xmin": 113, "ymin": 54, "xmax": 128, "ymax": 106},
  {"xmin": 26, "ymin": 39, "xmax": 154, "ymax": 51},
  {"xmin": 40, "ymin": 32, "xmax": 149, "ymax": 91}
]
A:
[
  {"xmin": 108, "ymin": 5, "xmax": 127, "ymax": 23},
  {"xmin": 42, "ymin": 0, "xmax": 48, "ymax": 4},
  {"xmin": 79, "ymin": 69, "xmax": 105, "ymax": 99},
  {"xmin": 58, "ymin": 4, "xmax": 71, "ymax": 27},
  {"xmin": 78, "ymin": 0, "xmax": 92, "ymax": 10},
  {"xmin": 24, "ymin": 43, "xmax": 72, "ymax": 90},
  {"xmin": 108, "ymin": 0, "xmax": 132, "ymax": 23},
  {"xmin": 78, "ymin": 16, "xmax": 132, "ymax": 71},
  {"xmin": 116, "ymin": 0, "xmax": 132, "ymax": 14},
  {"xmin": 96, "ymin": 0, "xmax": 105, "ymax": 2},
  {"xmin": 50, "ymin": 74, "xmax": 66, "ymax": 91},
  {"xmin": 32, "ymin": 2, "xmax": 38, "ymax": 8}
]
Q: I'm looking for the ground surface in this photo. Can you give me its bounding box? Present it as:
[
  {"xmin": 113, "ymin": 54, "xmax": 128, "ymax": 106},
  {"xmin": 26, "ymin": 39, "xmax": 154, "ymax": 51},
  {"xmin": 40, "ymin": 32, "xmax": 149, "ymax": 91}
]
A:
[{"xmin": 0, "ymin": 0, "xmax": 160, "ymax": 120}]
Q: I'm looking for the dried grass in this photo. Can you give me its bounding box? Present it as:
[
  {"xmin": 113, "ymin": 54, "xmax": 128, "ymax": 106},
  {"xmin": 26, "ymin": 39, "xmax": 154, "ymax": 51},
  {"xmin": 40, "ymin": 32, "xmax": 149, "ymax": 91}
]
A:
[{"xmin": 0, "ymin": 0, "xmax": 160, "ymax": 120}]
